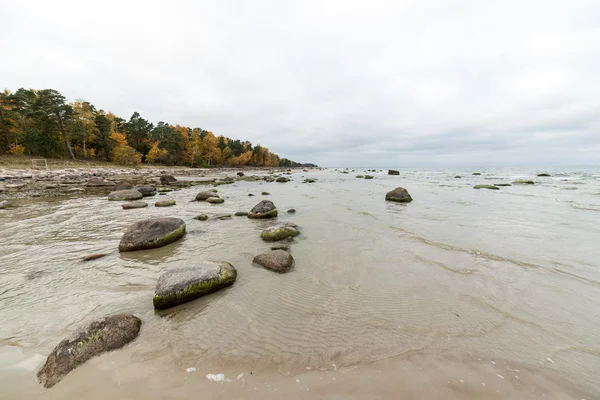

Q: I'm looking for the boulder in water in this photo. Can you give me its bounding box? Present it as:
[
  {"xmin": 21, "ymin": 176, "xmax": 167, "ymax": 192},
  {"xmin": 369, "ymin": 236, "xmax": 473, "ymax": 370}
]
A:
[
  {"xmin": 153, "ymin": 261, "xmax": 237, "ymax": 309},
  {"xmin": 512, "ymin": 180, "xmax": 535, "ymax": 185},
  {"xmin": 134, "ymin": 185, "xmax": 156, "ymax": 196},
  {"xmin": 260, "ymin": 223, "xmax": 300, "ymax": 242},
  {"xmin": 474, "ymin": 185, "xmax": 499, "ymax": 190},
  {"xmin": 235, "ymin": 211, "xmax": 248, "ymax": 217},
  {"xmin": 237, "ymin": 172, "xmax": 244, "ymax": 177},
  {"xmin": 194, "ymin": 214, "xmax": 208, "ymax": 221},
  {"xmin": 276, "ymin": 177, "xmax": 290, "ymax": 183},
  {"xmin": 364, "ymin": 175, "xmax": 374, "ymax": 179},
  {"xmin": 37, "ymin": 314, "xmax": 141, "ymax": 388},
  {"xmin": 388, "ymin": 170, "xmax": 400, "ymax": 175},
  {"xmin": 206, "ymin": 197, "xmax": 224, "ymax": 204},
  {"xmin": 248, "ymin": 200, "xmax": 278, "ymax": 219},
  {"xmin": 195, "ymin": 191, "xmax": 219, "ymax": 201},
  {"xmin": 537, "ymin": 173, "xmax": 551, "ymax": 177},
  {"xmin": 0, "ymin": 200, "xmax": 8, "ymax": 209},
  {"xmin": 108, "ymin": 189, "xmax": 143, "ymax": 201},
  {"xmin": 287, "ymin": 208, "xmax": 296, "ymax": 213},
  {"xmin": 253, "ymin": 250, "xmax": 294, "ymax": 273},
  {"xmin": 155, "ymin": 199, "xmax": 176, "ymax": 207},
  {"xmin": 472, "ymin": 172, "xmax": 481, "ymax": 175},
  {"xmin": 122, "ymin": 201, "xmax": 148, "ymax": 209},
  {"xmin": 86, "ymin": 177, "xmax": 115, "ymax": 187},
  {"xmin": 160, "ymin": 175, "xmax": 177, "ymax": 185},
  {"xmin": 385, "ymin": 187, "xmax": 413, "ymax": 203},
  {"xmin": 119, "ymin": 217, "xmax": 186, "ymax": 252},
  {"xmin": 114, "ymin": 181, "xmax": 133, "ymax": 191}
]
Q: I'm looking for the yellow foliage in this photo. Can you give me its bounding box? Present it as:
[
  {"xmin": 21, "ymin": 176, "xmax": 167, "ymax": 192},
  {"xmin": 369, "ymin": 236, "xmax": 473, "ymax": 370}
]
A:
[
  {"xmin": 109, "ymin": 132, "xmax": 128, "ymax": 146},
  {"xmin": 111, "ymin": 144, "xmax": 141, "ymax": 166},
  {"xmin": 8, "ymin": 143, "xmax": 25, "ymax": 155},
  {"xmin": 146, "ymin": 142, "xmax": 160, "ymax": 163}
]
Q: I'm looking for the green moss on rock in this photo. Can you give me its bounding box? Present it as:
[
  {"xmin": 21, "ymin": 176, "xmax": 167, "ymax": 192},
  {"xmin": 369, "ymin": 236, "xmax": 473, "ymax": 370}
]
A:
[{"xmin": 473, "ymin": 184, "xmax": 499, "ymax": 190}]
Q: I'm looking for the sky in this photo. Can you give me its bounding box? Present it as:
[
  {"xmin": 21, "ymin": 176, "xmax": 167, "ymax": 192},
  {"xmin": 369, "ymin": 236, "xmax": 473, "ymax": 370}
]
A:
[{"xmin": 1, "ymin": 0, "xmax": 599, "ymax": 167}]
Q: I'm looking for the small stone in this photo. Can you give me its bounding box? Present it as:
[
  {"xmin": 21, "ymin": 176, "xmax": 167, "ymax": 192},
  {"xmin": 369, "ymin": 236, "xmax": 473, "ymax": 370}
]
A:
[
  {"xmin": 473, "ymin": 185, "xmax": 499, "ymax": 190},
  {"xmin": 134, "ymin": 185, "xmax": 157, "ymax": 196},
  {"xmin": 472, "ymin": 172, "xmax": 482, "ymax": 175},
  {"xmin": 385, "ymin": 187, "xmax": 413, "ymax": 203},
  {"xmin": 82, "ymin": 253, "xmax": 107, "ymax": 261},
  {"xmin": 235, "ymin": 211, "xmax": 248, "ymax": 217},
  {"xmin": 270, "ymin": 243, "xmax": 290, "ymax": 251},
  {"xmin": 194, "ymin": 214, "xmax": 209, "ymax": 221},
  {"xmin": 260, "ymin": 223, "xmax": 299, "ymax": 242},
  {"xmin": 248, "ymin": 193, "xmax": 254, "ymax": 196},
  {"xmin": 215, "ymin": 214, "xmax": 232, "ymax": 220},
  {"xmin": 160, "ymin": 175, "xmax": 177, "ymax": 184},
  {"xmin": 454, "ymin": 175, "xmax": 462, "ymax": 178},
  {"xmin": 206, "ymin": 197, "xmax": 224, "ymax": 204},
  {"xmin": 0, "ymin": 200, "xmax": 8, "ymax": 209},
  {"xmin": 253, "ymin": 250, "xmax": 294, "ymax": 273},
  {"xmin": 287, "ymin": 208, "xmax": 296, "ymax": 213},
  {"xmin": 122, "ymin": 201, "xmax": 148, "ymax": 209},
  {"xmin": 364, "ymin": 175, "xmax": 374, "ymax": 179},
  {"xmin": 537, "ymin": 173, "xmax": 551, "ymax": 177},
  {"xmin": 261, "ymin": 192, "xmax": 270, "ymax": 195},
  {"xmin": 512, "ymin": 180, "xmax": 535, "ymax": 185},
  {"xmin": 155, "ymin": 200, "xmax": 176, "ymax": 207},
  {"xmin": 195, "ymin": 191, "xmax": 219, "ymax": 201},
  {"xmin": 108, "ymin": 189, "xmax": 143, "ymax": 201},
  {"xmin": 388, "ymin": 170, "xmax": 400, "ymax": 175},
  {"xmin": 114, "ymin": 181, "xmax": 133, "ymax": 191}
]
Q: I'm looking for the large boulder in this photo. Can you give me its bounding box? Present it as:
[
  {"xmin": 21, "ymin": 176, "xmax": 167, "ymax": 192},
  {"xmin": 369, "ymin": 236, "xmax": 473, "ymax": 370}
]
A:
[
  {"xmin": 385, "ymin": 187, "xmax": 413, "ymax": 203},
  {"xmin": 37, "ymin": 314, "xmax": 141, "ymax": 388},
  {"xmin": 86, "ymin": 177, "xmax": 115, "ymax": 187},
  {"xmin": 108, "ymin": 189, "xmax": 143, "ymax": 201},
  {"xmin": 248, "ymin": 200, "xmax": 278, "ymax": 219},
  {"xmin": 153, "ymin": 261, "xmax": 237, "ymax": 309},
  {"xmin": 195, "ymin": 191, "xmax": 219, "ymax": 201},
  {"xmin": 261, "ymin": 223, "xmax": 300, "ymax": 242},
  {"xmin": 160, "ymin": 175, "xmax": 177, "ymax": 185},
  {"xmin": 135, "ymin": 185, "xmax": 157, "ymax": 196},
  {"xmin": 122, "ymin": 201, "xmax": 148, "ymax": 209},
  {"xmin": 119, "ymin": 217, "xmax": 186, "ymax": 252},
  {"xmin": 114, "ymin": 181, "xmax": 133, "ymax": 191},
  {"xmin": 388, "ymin": 170, "xmax": 400, "ymax": 175},
  {"xmin": 253, "ymin": 250, "xmax": 294, "ymax": 273}
]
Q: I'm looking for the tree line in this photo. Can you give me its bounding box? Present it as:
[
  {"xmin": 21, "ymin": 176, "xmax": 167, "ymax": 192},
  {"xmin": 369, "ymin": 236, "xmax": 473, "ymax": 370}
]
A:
[{"xmin": 0, "ymin": 88, "xmax": 302, "ymax": 168}]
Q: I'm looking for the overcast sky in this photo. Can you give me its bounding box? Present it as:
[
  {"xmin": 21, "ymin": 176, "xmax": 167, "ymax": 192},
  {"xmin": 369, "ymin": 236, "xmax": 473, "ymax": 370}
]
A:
[{"xmin": 1, "ymin": 0, "xmax": 599, "ymax": 166}]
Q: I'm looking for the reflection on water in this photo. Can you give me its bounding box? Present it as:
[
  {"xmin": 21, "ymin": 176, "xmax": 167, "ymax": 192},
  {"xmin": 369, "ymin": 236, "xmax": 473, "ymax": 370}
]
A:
[{"xmin": 1, "ymin": 166, "xmax": 599, "ymax": 398}]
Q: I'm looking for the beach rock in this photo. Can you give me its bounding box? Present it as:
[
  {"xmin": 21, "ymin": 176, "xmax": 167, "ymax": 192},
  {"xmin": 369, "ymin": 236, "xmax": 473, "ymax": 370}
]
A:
[
  {"xmin": 287, "ymin": 208, "xmax": 296, "ymax": 213},
  {"xmin": 235, "ymin": 211, "xmax": 248, "ymax": 217},
  {"xmin": 261, "ymin": 192, "xmax": 270, "ymax": 196},
  {"xmin": 160, "ymin": 175, "xmax": 177, "ymax": 185},
  {"xmin": 206, "ymin": 197, "xmax": 224, "ymax": 204},
  {"xmin": 364, "ymin": 175, "xmax": 374, "ymax": 179},
  {"xmin": 0, "ymin": 200, "xmax": 8, "ymax": 209},
  {"xmin": 385, "ymin": 187, "xmax": 413, "ymax": 203},
  {"xmin": 261, "ymin": 223, "xmax": 299, "ymax": 242},
  {"xmin": 153, "ymin": 261, "xmax": 237, "ymax": 309},
  {"xmin": 108, "ymin": 189, "xmax": 143, "ymax": 201},
  {"xmin": 134, "ymin": 185, "xmax": 157, "ymax": 196},
  {"xmin": 270, "ymin": 243, "xmax": 290, "ymax": 251},
  {"xmin": 119, "ymin": 217, "xmax": 186, "ymax": 252},
  {"xmin": 248, "ymin": 200, "xmax": 278, "ymax": 219},
  {"xmin": 537, "ymin": 173, "xmax": 551, "ymax": 177},
  {"xmin": 512, "ymin": 180, "xmax": 535, "ymax": 185},
  {"xmin": 494, "ymin": 183, "xmax": 512, "ymax": 187},
  {"xmin": 474, "ymin": 185, "xmax": 499, "ymax": 190},
  {"xmin": 155, "ymin": 200, "xmax": 176, "ymax": 207},
  {"xmin": 356, "ymin": 175, "xmax": 364, "ymax": 178},
  {"xmin": 195, "ymin": 191, "xmax": 219, "ymax": 201},
  {"xmin": 253, "ymin": 250, "xmax": 294, "ymax": 273},
  {"xmin": 248, "ymin": 193, "xmax": 254, "ymax": 196},
  {"xmin": 388, "ymin": 170, "xmax": 400, "ymax": 175},
  {"xmin": 472, "ymin": 172, "xmax": 481, "ymax": 175},
  {"xmin": 454, "ymin": 175, "xmax": 462, "ymax": 178},
  {"xmin": 237, "ymin": 172, "xmax": 245, "ymax": 177},
  {"xmin": 37, "ymin": 314, "xmax": 141, "ymax": 388},
  {"xmin": 303, "ymin": 178, "xmax": 316, "ymax": 183},
  {"xmin": 276, "ymin": 177, "xmax": 290, "ymax": 183},
  {"xmin": 114, "ymin": 181, "xmax": 133, "ymax": 191},
  {"xmin": 82, "ymin": 253, "xmax": 107, "ymax": 261},
  {"xmin": 194, "ymin": 214, "xmax": 208, "ymax": 221},
  {"xmin": 122, "ymin": 201, "xmax": 148, "ymax": 209},
  {"xmin": 215, "ymin": 214, "xmax": 232, "ymax": 220},
  {"xmin": 86, "ymin": 177, "xmax": 115, "ymax": 187}
]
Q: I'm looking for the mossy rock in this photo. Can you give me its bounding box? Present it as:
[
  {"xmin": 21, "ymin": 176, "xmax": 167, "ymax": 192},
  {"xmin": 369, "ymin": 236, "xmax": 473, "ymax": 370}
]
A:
[
  {"xmin": 248, "ymin": 200, "xmax": 278, "ymax": 219},
  {"xmin": 155, "ymin": 200, "xmax": 176, "ymax": 207},
  {"xmin": 194, "ymin": 214, "xmax": 208, "ymax": 221},
  {"xmin": 356, "ymin": 175, "xmax": 364, "ymax": 178},
  {"xmin": 364, "ymin": 175, "xmax": 374, "ymax": 179},
  {"xmin": 512, "ymin": 180, "xmax": 535, "ymax": 185},
  {"xmin": 153, "ymin": 261, "xmax": 237, "ymax": 309},
  {"xmin": 494, "ymin": 183, "xmax": 512, "ymax": 187},
  {"xmin": 206, "ymin": 197, "xmax": 224, "ymax": 204},
  {"xmin": 119, "ymin": 218, "xmax": 186, "ymax": 252},
  {"xmin": 235, "ymin": 211, "xmax": 248, "ymax": 217},
  {"xmin": 248, "ymin": 193, "xmax": 255, "ymax": 196},
  {"xmin": 303, "ymin": 179, "xmax": 316, "ymax": 183},
  {"xmin": 473, "ymin": 184, "xmax": 499, "ymax": 190},
  {"xmin": 37, "ymin": 314, "xmax": 141, "ymax": 388},
  {"xmin": 454, "ymin": 175, "xmax": 462, "ymax": 179},
  {"xmin": 260, "ymin": 224, "xmax": 300, "ymax": 242},
  {"xmin": 261, "ymin": 192, "xmax": 270, "ymax": 195},
  {"xmin": 537, "ymin": 173, "xmax": 551, "ymax": 177},
  {"xmin": 195, "ymin": 191, "xmax": 219, "ymax": 201},
  {"xmin": 472, "ymin": 172, "xmax": 481, "ymax": 176},
  {"xmin": 287, "ymin": 208, "xmax": 296, "ymax": 213}
]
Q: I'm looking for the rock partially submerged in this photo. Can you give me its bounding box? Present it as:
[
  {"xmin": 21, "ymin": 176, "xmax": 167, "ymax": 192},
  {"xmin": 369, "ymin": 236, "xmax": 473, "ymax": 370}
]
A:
[
  {"xmin": 253, "ymin": 250, "xmax": 294, "ymax": 273},
  {"xmin": 108, "ymin": 189, "xmax": 143, "ymax": 201},
  {"xmin": 122, "ymin": 201, "xmax": 148, "ymax": 209},
  {"xmin": 287, "ymin": 208, "xmax": 296, "ymax": 213},
  {"xmin": 82, "ymin": 253, "xmax": 107, "ymax": 261},
  {"xmin": 135, "ymin": 185, "xmax": 157, "ymax": 196},
  {"xmin": 194, "ymin": 214, "xmax": 208, "ymax": 221},
  {"xmin": 388, "ymin": 170, "xmax": 400, "ymax": 175},
  {"xmin": 119, "ymin": 217, "xmax": 186, "ymax": 252},
  {"xmin": 0, "ymin": 200, "xmax": 8, "ymax": 209},
  {"xmin": 195, "ymin": 191, "xmax": 219, "ymax": 201},
  {"xmin": 248, "ymin": 200, "xmax": 278, "ymax": 219},
  {"xmin": 474, "ymin": 184, "xmax": 499, "ymax": 190},
  {"xmin": 537, "ymin": 173, "xmax": 551, "ymax": 177},
  {"xmin": 160, "ymin": 175, "xmax": 177, "ymax": 184},
  {"xmin": 153, "ymin": 261, "xmax": 237, "ymax": 309},
  {"xmin": 37, "ymin": 314, "xmax": 141, "ymax": 388},
  {"xmin": 261, "ymin": 223, "xmax": 300, "ymax": 242},
  {"xmin": 364, "ymin": 175, "xmax": 374, "ymax": 179},
  {"xmin": 86, "ymin": 177, "xmax": 115, "ymax": 187},
  {"xmin": 114, "ymin": 181, "xmax": 133, "ymax": 191},
  {"xmin": 276, "ymin": 177, "xmax": 290, "ymax": 183},
  {"xmin": 235, "ymin": 211, "xmax": 248, "ymax": 217},
  {"xmin": 270, "ymin": 243, "xmax": 290, "ymax": 251},
  {"xmin": 155, "ymin": 200, "xmax": 176, "ymax": 207},
  {"xmin": 206, "ymin": 197, "xmax": 224, "ymax": 204},
  {"xmin": 385, "ymin": 187, "xmax": 413, "ymax": 203},
  {"xmin": 512, "ymin": 180, "xmax": 535, "ymax": 185},
  {"xmin": 494, "ymin": 183, "xmax": 512, "ymax": 187}
]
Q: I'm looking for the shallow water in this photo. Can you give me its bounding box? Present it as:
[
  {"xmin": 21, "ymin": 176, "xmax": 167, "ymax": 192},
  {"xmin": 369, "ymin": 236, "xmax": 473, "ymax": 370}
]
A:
[{"xmin": 1, "ymin": 167, "xmax": 599, "ymax": 398}]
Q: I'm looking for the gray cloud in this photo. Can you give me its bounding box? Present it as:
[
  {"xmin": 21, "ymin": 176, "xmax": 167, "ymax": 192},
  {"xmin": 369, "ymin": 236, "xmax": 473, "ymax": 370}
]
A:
[{"xmin": 2, "ymin": 0, "xmax": 599, "ymax": 166}]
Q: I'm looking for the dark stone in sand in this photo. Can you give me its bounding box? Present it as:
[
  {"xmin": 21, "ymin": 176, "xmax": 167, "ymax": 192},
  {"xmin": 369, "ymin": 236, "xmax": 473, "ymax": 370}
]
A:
[
  {"xmin": 206, "ymin": 197, "xmax": 224, "ymax": 204},
  {"xmin": 512, "ymin": 180, "xmax": 535, "ymax": 185},
  {"xmin": 454, "ymin": 175, "xmax": 462, "ymax": 179},
  {"xmin": 194, "ymin": 214, "xmax": 208, "ymax": 221},
  {"xmin": 388, "ymin": 170, "xmax": 400, "ymax": 175},
  {"xmin": 356, "ymin": 175, "xmax": 364, "ymax": 178},
  {"xmin": 108, "ymin": 189, "xmax": 143, "ymax": 201},
  {"xmin": 248, "ymin": 193, "xmax": 255, "ymax": 196},
  {"xmin": 261, "ymin": 223, "xmax": 299, "ymax": 242},
  {"xmin": 364, "ymin": 175, "xmax": 374, "ymax": 179},
  {"xmin": 82, "ymin": 253, "xmax": 107, "ymax": 261},
  {"xmin": 235, "ymin": 211, "xmax": 248, "ymax": 216},
  {"xmin": 215, "ymin": 214, "xmax": 232, "ymax": 220},
  {"xmin": 122, "ymin": 201, "xmax": 148, "ymax": 209},
  {"xmin": 160, "ymin": 175, "xmax": 177, "ymax": 185},
  {"xmin": 303, "ymin": 178, "xmax": 316, "ymax": 183},
  {"xmin": 472, "ymin": 172, "xmax": 481, "ymax": 175},
  {"xmin": 494, "ymin": 183, "xmax": 512, "ymax": 187},
  {"xmin": 276, "ymin": 177, "xmax": 290, "ymax": 183},
  {"xmin": 248, "ymin": 200, "xmax": 277, "ymax": 219},
  {"xmin": 261, "ymin": 192, "xmax": 270, "ymax": 196},
  {"xmin": 287, "ymin": 208, "xmax": 296, "ymax": 213},
  {"xmin": 537, "ymin": 173, "xmax": 551, "ymax": 177},
  {"xmin": 134, "ymin": 185, "xmax": 156, "ymax": 196},
  {"xmin": 37, "ymin": 314, "xmax": 141, "ymax": 388},
  {"xmin": 153, "ymin": 261, "xmax": 237, "ymax": 309},
  {"xmin": 253, "ymin": 250, "xmax": 294, "ymax": 273},
  {"xmin": 237, "ymin": 172, "xmax": 245, "ymax": 177},
  {"xmin": 119, "ymin": 217, "xmax": 186, "ymax": 252},
  {"xmin": 155, "ymin": 200, "xmax": 176, "ymax": 207},
  {"xmin": 385, "ymin": 187, "xmax": 413, "ymax": 203}
]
